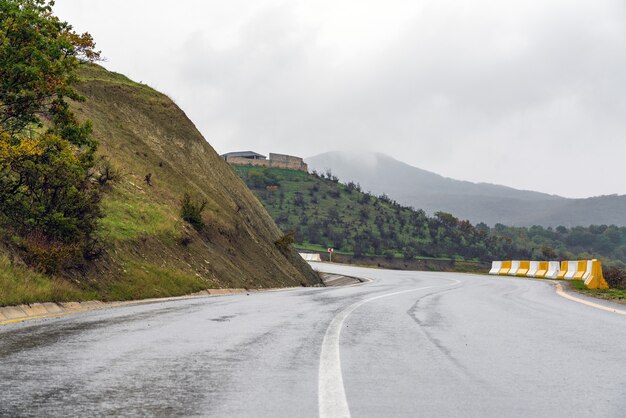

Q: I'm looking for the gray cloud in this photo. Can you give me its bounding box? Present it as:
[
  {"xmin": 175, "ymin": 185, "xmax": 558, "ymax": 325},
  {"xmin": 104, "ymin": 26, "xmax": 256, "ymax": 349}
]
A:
[{"xmin": 56, "ymin": 0, "xmax": 626, "ymax": 197}]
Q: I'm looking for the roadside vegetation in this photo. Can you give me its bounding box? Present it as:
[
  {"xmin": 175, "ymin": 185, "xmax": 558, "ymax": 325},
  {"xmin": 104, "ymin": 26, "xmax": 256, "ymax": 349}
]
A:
[
  {"xmin": 571, "ymin": 279, "xmax": 626, "ymax": 304},
  {"xmin": 234, "ymin": 165, "xmax": 626, "ymax": 289},
  {"xmin": 0, "ymin": 0, "xmax": 103, "ymax": 274},
  {"xmin": 234, "ymin": 166, "xmax": 526, "ymax": 263}
]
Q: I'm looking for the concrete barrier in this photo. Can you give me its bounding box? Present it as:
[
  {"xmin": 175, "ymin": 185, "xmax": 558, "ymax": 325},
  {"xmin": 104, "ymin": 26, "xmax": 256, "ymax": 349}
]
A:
[
  {"xmin": 299, "ymin": 253, "xmax": 322, "ymax": 262},
  {"xmin": 534, "ymin": 261, "xmax": 549, "ymax": 278},
  {"xmin": 584, "ymin": 259, "xmax": 609, "ymax": 289},
  {"xmin": 490, "ymin": 259, "xmax": 608, "ymax": 289},
  {"xmin": 527, "ymin": 261, "xmax": 540, "ymax": 277},
  {"xmin": 581, "ymin": 260, "xmax": 593, "ymax": 281},
  {"xmin": 508, "ymin": 260, "xmax": 521, "ymax": 276},
  {"xmin": 544, "ymin": 261, "xmax": 560, "ymax": 278},
  {"xmin": 564, "ymin": 260, "xmax": 579, "ymax": 280},
  {"xmin": 489, "ymin": 261, "xmax": 502, "ymax": 275},
  {"xmin": 516, "ymin": 260, "xmax": 530, "ymax": 277},
  {"xmin": 573, "ymin": 260, "xmax": 588, "ymax": 280}
]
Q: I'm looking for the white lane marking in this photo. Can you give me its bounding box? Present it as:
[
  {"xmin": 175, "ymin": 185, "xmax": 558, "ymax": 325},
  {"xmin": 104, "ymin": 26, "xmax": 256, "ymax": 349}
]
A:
[
  {"xmin": 318, "ymin": 279, "xmax": 461, "ymax": 418},
  {"xmin": 555, "ymin": 283, "xmax": 626, "ymax": 315}
]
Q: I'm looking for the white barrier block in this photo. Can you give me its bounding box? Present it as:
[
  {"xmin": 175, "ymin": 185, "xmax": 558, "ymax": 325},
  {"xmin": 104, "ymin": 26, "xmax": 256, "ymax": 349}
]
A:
[
  {"xmin": 299, "ymin": 253, "xmax": 322, "ymax": 262},
  {"xmin": 527, "ymin": 261, "xmax": 540, "ymax": 277},
  {"xmin": 508, "ymin": 260, "xmax": 521, "ymax": 276},
  {"xmin": 489, "ymin": 261, "xmax": 502, "ymax": 275},
  {"xmin": 564, "ymin": 260, "xmax": 579, "ymax": 280},
  {"xmin": 545, "ymin": 261, "xmax": 560, "ymax": 279}
]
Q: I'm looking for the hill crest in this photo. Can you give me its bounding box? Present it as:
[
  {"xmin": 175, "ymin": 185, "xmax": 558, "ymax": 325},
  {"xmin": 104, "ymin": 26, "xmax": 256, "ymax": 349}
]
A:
[{"xmin": 306, "ymin": 151, "xmax": 626, "ymax": 227}]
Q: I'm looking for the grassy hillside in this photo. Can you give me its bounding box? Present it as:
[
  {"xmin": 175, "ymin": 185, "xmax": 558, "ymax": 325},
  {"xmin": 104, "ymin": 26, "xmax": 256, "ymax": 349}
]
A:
[
  {"xmin": 0, "ymin": 64, "xmax": 320, "ymax": 306},
  {"xmin": 233, "ymin": 165, "xmax": 521, "ymax": 263}
]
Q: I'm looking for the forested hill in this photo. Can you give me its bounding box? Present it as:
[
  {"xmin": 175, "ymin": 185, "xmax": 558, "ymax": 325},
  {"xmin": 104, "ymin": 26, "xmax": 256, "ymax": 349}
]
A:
[{"xmin": 234, "ymin": 166, "xmax": 626, "ymax": 268}]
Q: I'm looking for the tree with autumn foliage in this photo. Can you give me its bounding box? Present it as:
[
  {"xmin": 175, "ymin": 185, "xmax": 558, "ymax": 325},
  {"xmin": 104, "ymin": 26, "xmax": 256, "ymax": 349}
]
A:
[{"xmin": 0, "ymin": 0, "xmax": 104, "ymax": 272}]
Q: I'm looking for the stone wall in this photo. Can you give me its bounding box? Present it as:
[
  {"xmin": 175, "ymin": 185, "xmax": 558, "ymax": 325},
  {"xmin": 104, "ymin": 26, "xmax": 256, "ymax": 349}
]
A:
[
  {"xmin": 226, "ymin": 156, "xmax": 272, "ymax": 168},
  {"xmin": 226, "ymin": 153, "xmax": 308, "ymax": 172},
  {"xmin": 269, "ymin": 153, "xmax": 308, "ymax": 171}
]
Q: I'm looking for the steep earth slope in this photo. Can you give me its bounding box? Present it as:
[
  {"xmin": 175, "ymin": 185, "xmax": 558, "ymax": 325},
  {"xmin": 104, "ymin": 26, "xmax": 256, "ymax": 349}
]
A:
[
  {"xmin": 0, "ymin": 64, "xmax": 319, "ymax": 306},
  {"xmin": 306, "ymin": 151, "xmax": 626, "ymax": 227},
  {"xmin": 75, "ymin": 64, "xmax": 320, "ymax": 293}
]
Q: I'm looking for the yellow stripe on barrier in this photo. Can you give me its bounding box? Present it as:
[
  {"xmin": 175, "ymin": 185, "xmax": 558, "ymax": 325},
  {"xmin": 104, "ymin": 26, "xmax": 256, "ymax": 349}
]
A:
[
  {"xmin": 584, "ymin": 259, "xmax": 609, "ymax": 289},
  {"xmin": 516, "ymin": 260, "xmax": 530, "ymax": 276},
  {"xmin": 573, "ymin": 260, "xmax": 587, "ymax": 280},
  {"xmin": 499, "ymin": 260, "xmax": 512, "ymax": 275},
  {"xmin": 556, "ymin": 261, "xmax": 568, "ymax": 279}
]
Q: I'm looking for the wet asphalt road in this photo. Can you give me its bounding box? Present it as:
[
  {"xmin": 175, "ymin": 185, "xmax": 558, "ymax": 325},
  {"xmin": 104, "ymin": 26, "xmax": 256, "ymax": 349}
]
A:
[{"xmin": 1, "ymin": 262, "xmax": 626, "ymax": 417}]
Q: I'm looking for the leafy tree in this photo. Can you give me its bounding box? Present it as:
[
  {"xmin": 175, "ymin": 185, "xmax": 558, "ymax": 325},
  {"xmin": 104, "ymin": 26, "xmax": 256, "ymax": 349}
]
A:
[
  {"xmin": 0, "ymin": 0, "xmax": 102, "ymax": 271},
  {"xmin": 435, "ymin": 211, "xmax": 459, "ymax": 229},
  {"xmin": 540, "ymin": 245, "xmax": 557, "ymax": 260}
]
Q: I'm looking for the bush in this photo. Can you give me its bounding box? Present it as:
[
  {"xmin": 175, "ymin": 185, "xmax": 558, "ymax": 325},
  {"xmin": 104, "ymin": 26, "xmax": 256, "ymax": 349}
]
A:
[
  {"xmin": 604, "ymin": 266, "xmax": 626, "ymax": 289},
  {"xmin": 180, "ymin": 193, "xmax": 207, "ymax": 231},
  {"xmin": 0, "ymin": 133, "xmax": 103, "ymax": 250},
  {"xmin": 93, "ymin": 157, "xmax": 121, "ymax": 186},
  {"xmin": 246, "ymin": 170, "xmax": 279, "ymax": 189},
  {"xmin": 403, "ymin": 245, "xmax": 418, "ymax": 262},
  {"xmin": 20, "ymin": 232, "xmax": 82, "ymax": 274},
  {"xmin": 275, "ymin": 230, "xmax": 295, "ymax": 254}
]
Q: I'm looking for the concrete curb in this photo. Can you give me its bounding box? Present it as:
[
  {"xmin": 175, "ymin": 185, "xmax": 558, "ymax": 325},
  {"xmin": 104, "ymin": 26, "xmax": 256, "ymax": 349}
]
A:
[
  {"xmin": 320, "ymin": 273, "xmax": 364, "ymax": 287},
  {"xmin": 0, "ymin": 274, "xmax": 368, "ymax": 326},
  {"xmin": 0, "ymin": 287, "xmax": 270, "ymax": 326}
]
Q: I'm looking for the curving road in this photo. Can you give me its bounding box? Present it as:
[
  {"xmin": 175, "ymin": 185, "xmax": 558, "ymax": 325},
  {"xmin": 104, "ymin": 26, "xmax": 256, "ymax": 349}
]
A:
[{"xmin": 1, "ymin": 263, "xmax": 626, "ymax": 417}]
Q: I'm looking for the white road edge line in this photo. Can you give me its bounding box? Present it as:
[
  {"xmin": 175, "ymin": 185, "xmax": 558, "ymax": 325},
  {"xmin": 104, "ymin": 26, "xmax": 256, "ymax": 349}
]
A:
[
  {"xmin": 555, "ymin": 283, "xmax": 626, "ymax": 315},
  {"xmin": 318, "ymin": 279, "xmax": 461, "ymax": 418}
]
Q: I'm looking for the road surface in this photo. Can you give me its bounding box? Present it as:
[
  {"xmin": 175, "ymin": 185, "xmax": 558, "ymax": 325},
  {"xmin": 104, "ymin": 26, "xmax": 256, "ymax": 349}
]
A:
[{"xmin": 1, "ymin": 263, "xmax": 625, "ymax": 417}]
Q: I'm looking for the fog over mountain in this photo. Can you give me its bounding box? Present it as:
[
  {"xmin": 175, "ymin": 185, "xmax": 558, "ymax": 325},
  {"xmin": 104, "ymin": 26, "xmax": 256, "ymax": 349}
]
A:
[
  {"xmin": 55, "ymin": 0, "xmax": 626, "ymax": 198},
  {"xmin": 306, "ymin": 151, "xmax": 626, "ymax": 227}
]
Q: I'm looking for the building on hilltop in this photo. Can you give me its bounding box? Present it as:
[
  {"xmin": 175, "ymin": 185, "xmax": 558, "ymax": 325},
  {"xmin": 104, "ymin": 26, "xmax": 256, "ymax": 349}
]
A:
[
  {"xmin": 221, "ymin": 151, "xmax": 308, "ymax": 172},
  {"xmin": 221, "ymin": 151, "xmax": 267, "ymax": 160}
]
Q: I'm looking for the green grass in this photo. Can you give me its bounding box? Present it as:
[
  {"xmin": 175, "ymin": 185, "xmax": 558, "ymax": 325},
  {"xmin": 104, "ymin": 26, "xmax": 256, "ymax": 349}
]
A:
[
  {"xmin": 0, "ymin": 255, "xmax": 97, "ymax": 306},
  {"xmin": 79, "ymin": 63, "xmax": 156, "ymax": 93},
  {"xmin": 99, "ymin": 258, "xmax": 210, "ymax": 301},
  {"xmin": 98, "ymin": 185, "xmax": 180, "ymax": 242},
  {"xmin": 571, "ymin": 279, "xmax": 626, "ymax": 302},
  {"xmin": 0, "ymin": 252, "xmax": 210, "ymax": 306}
]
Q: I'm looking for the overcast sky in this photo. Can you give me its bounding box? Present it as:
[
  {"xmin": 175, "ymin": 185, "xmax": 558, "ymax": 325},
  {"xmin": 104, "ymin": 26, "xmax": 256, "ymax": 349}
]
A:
[{"xmin": 55, "ymin": 0, "xmax": 626, "ymax": 198}]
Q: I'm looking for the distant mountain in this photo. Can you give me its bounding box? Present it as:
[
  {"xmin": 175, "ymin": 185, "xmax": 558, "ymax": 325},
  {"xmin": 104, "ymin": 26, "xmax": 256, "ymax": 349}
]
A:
[{"xmin": 306, "ymin": 151, "xmax": 626, "ymax": 227}]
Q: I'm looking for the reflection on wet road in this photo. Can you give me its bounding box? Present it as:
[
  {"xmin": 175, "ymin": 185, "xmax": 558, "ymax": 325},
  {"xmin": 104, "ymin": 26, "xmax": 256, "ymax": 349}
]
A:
[{"xmin": 1, "ymin": 263, "xmax": 626, "ymax": 417}]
